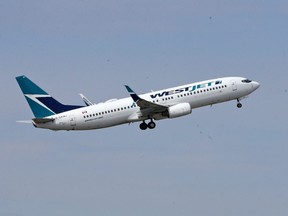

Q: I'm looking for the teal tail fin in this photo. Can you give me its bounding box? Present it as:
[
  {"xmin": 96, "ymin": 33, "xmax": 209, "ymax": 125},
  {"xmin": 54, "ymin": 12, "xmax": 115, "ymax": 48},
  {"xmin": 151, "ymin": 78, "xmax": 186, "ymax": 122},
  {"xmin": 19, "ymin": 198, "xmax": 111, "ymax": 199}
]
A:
[{"xmin": 16, "ymin": 75, "xmax": 83, "ymax": 118}]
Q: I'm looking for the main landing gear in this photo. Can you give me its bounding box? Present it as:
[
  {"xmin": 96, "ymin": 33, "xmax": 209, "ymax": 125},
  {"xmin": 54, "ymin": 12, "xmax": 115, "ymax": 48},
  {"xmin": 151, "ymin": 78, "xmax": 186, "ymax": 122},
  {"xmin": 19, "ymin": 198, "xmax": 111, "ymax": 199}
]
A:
[
  {"xmin": 139, "ymin": 119, "xmax": 156, "ymax": 130},
  {"xmin": 237, "ymin": 98, "xmax": 242, "ymax": 108}
]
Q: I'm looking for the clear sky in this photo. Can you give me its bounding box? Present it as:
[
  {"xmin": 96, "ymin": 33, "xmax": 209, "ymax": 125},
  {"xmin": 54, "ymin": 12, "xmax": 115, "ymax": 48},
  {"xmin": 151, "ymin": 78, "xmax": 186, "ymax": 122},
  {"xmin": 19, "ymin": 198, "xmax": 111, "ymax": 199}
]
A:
[{"xmin": 1, "ymin": 0, "xmax": 288, "ymax": 215}]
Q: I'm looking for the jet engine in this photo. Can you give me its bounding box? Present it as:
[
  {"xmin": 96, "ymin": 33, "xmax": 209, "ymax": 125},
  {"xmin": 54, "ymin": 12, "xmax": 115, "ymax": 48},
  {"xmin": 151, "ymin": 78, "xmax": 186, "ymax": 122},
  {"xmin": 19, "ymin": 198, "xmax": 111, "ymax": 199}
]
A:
[{"xmin": 163, "ymin": 103, "xmax": 192, "ymax": 118}]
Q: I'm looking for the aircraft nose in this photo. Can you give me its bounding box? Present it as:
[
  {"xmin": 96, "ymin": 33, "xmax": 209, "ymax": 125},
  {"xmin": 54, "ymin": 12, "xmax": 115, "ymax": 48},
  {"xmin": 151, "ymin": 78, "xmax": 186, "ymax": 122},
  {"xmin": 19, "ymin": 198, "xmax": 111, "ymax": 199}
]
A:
[{"xmin": 252, "ymin": 81, "xmax": 260, "ymax": 90}]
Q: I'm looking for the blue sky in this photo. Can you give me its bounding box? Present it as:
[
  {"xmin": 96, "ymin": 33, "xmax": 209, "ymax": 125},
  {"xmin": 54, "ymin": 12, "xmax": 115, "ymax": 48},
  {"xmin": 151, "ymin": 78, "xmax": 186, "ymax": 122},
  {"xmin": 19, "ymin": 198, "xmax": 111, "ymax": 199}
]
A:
[{"xmin": 1, "ymin": 0, "xmax": 288, "ymax": 215}]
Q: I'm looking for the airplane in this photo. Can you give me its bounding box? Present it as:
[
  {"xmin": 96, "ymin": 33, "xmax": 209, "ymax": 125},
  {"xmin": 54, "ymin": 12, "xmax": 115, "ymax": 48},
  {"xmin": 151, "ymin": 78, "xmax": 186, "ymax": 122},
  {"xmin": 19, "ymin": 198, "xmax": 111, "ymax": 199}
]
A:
[{"xmin": 15, "ymin": 75, "xmax": 260, "ymax": 131}]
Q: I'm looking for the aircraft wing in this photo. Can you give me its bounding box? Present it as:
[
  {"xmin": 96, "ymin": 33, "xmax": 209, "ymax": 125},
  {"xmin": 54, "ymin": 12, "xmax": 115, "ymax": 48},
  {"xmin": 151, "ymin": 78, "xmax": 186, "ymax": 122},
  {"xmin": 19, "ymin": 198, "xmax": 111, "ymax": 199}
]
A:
[{"xmin": 125, "ymin": 85, "xmax": 167, "ymax": 118}]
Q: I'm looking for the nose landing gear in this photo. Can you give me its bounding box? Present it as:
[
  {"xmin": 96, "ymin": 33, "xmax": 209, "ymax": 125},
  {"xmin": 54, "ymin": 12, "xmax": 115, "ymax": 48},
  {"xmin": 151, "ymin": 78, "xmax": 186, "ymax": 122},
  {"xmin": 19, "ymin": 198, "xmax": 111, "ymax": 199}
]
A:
[
  {"xmin": 237, "ymin": 99, "xmax": 242, "ymax": 108},
  {"xmin": 139, "ymin": 119, "xmax": 156, "ymax": 130}
]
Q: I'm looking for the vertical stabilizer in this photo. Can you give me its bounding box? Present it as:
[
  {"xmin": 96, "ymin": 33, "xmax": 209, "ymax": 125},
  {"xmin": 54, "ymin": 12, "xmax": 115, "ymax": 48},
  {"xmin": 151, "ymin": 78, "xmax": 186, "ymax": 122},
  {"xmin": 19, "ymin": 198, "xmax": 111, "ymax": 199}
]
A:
[{"xmin": 16, "ymin": 75, "xmax": 83, "ymax": 118}]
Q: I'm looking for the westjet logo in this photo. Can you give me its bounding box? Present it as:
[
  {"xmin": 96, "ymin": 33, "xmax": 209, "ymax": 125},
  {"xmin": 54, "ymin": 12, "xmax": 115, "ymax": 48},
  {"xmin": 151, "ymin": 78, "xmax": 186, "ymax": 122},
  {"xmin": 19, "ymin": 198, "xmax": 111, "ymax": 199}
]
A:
[{"xmin": 150, "ymin": 80, "xmax": 222, "ymax": 99}]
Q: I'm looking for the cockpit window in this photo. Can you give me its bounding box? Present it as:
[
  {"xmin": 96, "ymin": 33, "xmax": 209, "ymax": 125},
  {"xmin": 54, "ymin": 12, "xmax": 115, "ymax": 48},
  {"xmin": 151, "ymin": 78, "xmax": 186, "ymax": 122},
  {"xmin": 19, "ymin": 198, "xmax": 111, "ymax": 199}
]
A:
[{"xmin": 242, "ymin": 79, "xmax": 252, "ymax": 83}]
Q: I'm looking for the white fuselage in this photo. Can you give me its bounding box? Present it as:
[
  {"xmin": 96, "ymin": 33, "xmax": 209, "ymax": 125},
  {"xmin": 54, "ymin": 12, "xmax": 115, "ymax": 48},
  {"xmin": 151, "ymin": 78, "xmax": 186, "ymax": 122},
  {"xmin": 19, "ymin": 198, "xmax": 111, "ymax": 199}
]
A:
[{"xmin": 35, "ymin": 77, "xmax": 259, "ymax": 130}]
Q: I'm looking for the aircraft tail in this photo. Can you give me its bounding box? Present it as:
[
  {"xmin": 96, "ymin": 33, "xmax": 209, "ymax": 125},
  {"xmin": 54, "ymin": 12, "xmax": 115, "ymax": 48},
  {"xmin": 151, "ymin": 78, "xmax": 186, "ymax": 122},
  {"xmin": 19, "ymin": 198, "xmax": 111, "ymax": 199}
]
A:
[{"xmin": 16, "ymin": 75, "xmax": 83, "ymax": 118}]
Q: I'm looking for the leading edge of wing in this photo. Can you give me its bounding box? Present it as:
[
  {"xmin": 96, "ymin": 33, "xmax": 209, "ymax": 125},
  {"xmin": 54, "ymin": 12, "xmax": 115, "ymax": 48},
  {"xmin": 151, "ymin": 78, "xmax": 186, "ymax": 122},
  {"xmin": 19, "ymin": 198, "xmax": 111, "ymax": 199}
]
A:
[{"xmin": 124, "ymin": 85, "xmax": 167, "ymax": 111}]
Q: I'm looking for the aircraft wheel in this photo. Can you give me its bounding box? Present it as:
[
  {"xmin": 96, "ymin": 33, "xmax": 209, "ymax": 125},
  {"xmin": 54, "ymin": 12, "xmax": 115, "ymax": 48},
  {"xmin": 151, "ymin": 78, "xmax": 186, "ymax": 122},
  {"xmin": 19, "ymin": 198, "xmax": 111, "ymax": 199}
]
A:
[
  {"xmin": 140, "ymin": 122, "xmax": 148, "ymax": 130},
  {"xmin": 148, "ymin": 121, "xmax": 156, "ymax": 129},
  {"xmin": 237, "ymin": 103, "xmax": 242, "ymax": 108}
]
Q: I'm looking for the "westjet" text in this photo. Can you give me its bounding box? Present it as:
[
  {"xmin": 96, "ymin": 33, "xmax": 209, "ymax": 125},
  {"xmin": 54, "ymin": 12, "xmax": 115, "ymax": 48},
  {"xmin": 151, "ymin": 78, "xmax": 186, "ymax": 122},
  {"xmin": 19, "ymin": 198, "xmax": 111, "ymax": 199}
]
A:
[{"xmin": 150, "ymin": 80, "xmax": 222, "ymax": 99}]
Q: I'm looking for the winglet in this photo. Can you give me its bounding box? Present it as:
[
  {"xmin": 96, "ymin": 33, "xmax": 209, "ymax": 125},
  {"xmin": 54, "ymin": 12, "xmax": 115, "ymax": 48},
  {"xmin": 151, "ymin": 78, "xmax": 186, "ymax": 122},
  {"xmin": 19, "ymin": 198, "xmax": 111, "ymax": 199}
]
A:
[
  {"xmin": 124, "ymin": 85, "xmax": 167, "ymax": 111},
  {"xmin": 124, "ymin": 85, "xmax": 141, "ymax": 102},
  {"xmin": 79, "ymin": 93, "xmax": 94, "ymax": 106}
]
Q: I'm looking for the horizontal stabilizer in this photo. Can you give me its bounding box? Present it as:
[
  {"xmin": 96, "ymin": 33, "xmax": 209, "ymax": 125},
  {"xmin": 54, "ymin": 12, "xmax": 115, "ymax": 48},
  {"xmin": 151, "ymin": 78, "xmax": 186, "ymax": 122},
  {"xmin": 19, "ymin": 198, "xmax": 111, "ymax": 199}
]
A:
[
  {"xmin": 32, "ymin": 118, "xmax": 54, "ymax": 124},
  {"xmin": 16, "ymin": 120, "xmax": 33, "ymax": 124}
]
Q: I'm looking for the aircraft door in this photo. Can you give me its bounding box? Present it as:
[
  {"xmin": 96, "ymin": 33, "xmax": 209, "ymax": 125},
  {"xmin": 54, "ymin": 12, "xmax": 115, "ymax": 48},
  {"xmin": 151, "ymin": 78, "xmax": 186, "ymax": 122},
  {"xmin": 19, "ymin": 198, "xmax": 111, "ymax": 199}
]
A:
[
  {"xmin": 69, "ymin": 115, "xmax": 76, "ymax": 127},
  {"xmin": 231, "ymin": 80, "xmax": 237, "ymax": 91}
]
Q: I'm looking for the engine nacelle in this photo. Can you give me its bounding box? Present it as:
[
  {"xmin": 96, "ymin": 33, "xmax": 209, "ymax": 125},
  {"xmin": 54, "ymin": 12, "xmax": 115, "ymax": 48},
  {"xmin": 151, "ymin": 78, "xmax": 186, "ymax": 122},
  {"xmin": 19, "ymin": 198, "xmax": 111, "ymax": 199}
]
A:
[{"xmin": 164, "ymin": 103, "xmax": 192, "ymax": 118}]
